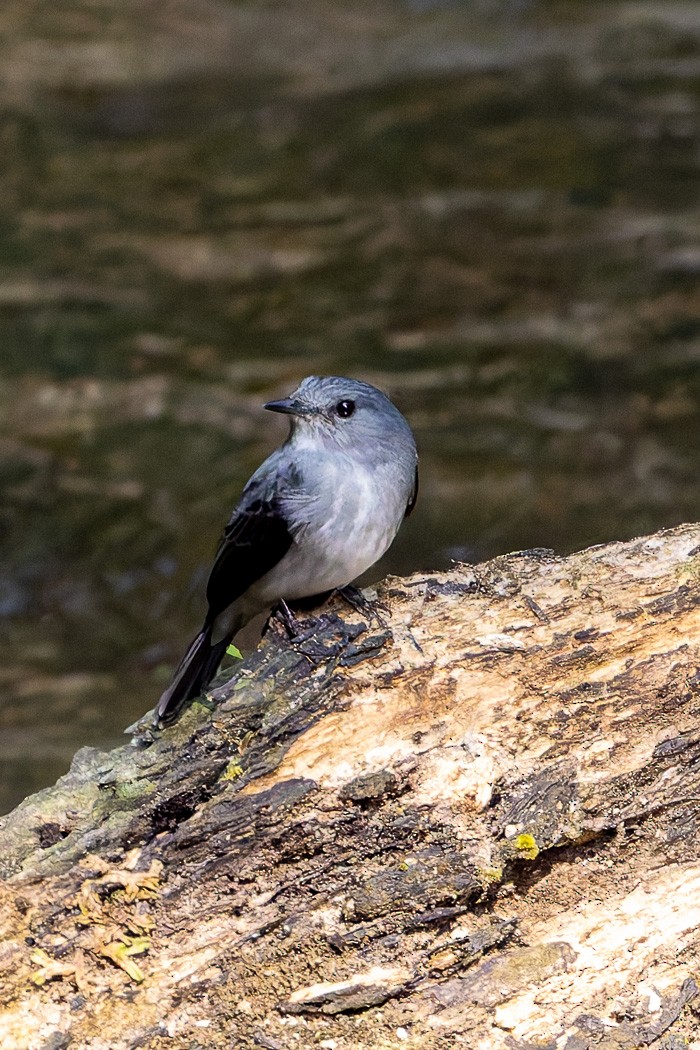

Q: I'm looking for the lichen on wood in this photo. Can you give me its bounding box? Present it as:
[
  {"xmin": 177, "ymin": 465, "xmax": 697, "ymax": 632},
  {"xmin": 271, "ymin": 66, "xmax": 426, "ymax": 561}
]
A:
[{"xmin": 3, "ymin": 524, "xmax": 700, "ymax": 1048}]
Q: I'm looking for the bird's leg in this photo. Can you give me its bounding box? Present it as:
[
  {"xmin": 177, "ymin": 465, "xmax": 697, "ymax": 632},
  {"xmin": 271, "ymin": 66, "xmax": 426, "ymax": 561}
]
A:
[
  {"xmin": 336, "ymin": 584, "xmax": 389, "ymax": 626},
  {"xmin": 269, "ymin": 597, "xmax": 303, "ymax": 639}
]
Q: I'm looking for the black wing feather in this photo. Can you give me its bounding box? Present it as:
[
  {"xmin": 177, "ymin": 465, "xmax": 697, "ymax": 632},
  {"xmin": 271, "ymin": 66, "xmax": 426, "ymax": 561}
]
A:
[
  {"xmin": 405, "ymin": 465, "xmax": 419, "ymax": 518},
  {"xmin": 156, "ymin": 497, "xmax": 293, "ymax": 725},
  {"xmin": 204, "ymin": 496, "xmax": 294, "ymax": 623}
]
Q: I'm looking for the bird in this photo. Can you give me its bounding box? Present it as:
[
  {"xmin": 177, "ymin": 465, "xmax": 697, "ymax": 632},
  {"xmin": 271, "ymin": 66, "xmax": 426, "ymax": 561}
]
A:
[{"xmin": 155, "ymin": 375, "xmax": 418, "ymax": 725}]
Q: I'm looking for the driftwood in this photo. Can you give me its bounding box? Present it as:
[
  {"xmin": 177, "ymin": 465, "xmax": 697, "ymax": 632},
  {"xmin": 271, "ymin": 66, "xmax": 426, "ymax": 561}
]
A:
[{"xmin": 3, "ymin": 523, "xmax": 700, "ymax": 1049}]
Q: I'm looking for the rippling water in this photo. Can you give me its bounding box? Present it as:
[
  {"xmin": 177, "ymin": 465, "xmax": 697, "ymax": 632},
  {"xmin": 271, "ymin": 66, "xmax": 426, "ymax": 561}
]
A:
[{"xmin": 1, "ymin": 0, "xmax": 700, "ymax": 813}]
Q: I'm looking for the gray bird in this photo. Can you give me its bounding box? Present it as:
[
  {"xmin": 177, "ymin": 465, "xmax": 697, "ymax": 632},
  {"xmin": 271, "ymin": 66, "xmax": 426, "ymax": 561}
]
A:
[{"xmin": 155, "ymin": 375, "xmax": 418, "ymax": 724}]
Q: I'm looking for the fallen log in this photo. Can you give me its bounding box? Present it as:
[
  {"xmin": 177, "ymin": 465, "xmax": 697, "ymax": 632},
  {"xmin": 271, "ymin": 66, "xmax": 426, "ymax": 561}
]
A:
[{"xmin": 3, "ymin": 523, "xmax": 700, "ymax": 1049}]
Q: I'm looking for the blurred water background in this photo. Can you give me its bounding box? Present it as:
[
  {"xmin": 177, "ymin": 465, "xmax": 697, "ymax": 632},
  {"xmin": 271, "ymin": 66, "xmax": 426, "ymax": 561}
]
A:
[{"xmin": 1, "ymin": 0, "xmax": 700, "ymax": 813}]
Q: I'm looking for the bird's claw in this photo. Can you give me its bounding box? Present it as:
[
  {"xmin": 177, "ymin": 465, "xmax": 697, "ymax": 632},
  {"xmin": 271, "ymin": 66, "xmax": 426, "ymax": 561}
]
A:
[
  {"xmin": 264, "ymin": 588, "xmax": 388, "ymax": 646},
  {"xmin": 336, "ymin": 584, "xmax": 389, "ymax": 627},
  {"xmin": 266, "ymin": 598, "xmax": 303, "ymax": 639}
]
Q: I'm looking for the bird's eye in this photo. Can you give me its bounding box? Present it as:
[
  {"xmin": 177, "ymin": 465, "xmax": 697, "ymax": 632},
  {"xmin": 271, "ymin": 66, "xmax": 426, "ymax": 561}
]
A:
[{"xmin": 335, "ymin": 399, "xmax": 356, "ymax": 418}]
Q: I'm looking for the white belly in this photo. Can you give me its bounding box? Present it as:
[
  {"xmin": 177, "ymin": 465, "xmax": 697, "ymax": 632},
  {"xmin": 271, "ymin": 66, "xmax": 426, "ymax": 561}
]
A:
[
  {"xmin": 247, "ymin": 461, "xmax": 405, "ymax": 609},
  {"xmin": 261, "ymin": 499, "xmax": 394, "ymax": 601}
]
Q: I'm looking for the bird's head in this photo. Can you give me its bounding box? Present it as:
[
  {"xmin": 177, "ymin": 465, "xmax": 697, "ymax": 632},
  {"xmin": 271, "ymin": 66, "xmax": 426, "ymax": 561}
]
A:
[{"xmin": 264, "ymin": 375, "xmax": 415, "ymax": 459}]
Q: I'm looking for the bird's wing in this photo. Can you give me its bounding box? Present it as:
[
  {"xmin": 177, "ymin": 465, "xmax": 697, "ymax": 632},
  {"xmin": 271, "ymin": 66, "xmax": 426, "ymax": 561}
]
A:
[
  {"xmin": 205, "ymin": 482, "xmax": 295, "ymax": 624},
  {"xmin": 405, "ymin": 464, "xmax": 419, "ymax": 518}
]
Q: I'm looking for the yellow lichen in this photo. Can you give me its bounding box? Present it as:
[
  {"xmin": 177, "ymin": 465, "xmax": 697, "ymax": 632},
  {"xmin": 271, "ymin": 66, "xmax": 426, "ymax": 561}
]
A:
[
  {"xmin": 514, "ymin": 833, "xmax": 539, "ymax": 859},
  {"xmin": 74, "ymin": 857, "xmax": 162, "ymax": 925},
  {"xmin": 100, "ymin": 934, "xmax": 150, "ymax": 983},
  {"xmin": 29, "ymin": 948, "xmax": 77, "ymax": 987},
  {"xmin": 477, "ymin": 865, "xmax": 504, "ymax": 884},
  {"xmin": 222, "ymin": 760, "xmax": 244, "ymax": 781}
]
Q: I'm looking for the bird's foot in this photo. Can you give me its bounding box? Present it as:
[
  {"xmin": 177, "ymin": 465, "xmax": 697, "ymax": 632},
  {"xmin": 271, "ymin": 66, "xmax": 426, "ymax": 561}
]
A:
[
  {"xmin": 265, "ymin": 588, "xmax": 388, "ymax": 645},
  {"xmin": 267, "ymin": 597, "xmax": 303, "ymax": 639},
  {"xmin": 336, "ymin": 584, "xmax": 389, "ymax": 628}
]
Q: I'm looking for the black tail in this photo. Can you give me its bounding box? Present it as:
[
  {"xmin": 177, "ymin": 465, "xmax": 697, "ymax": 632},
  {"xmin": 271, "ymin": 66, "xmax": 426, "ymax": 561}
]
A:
[{"xmin": 155, "ymin": 624, "xmax": 231, "ymax": 726}]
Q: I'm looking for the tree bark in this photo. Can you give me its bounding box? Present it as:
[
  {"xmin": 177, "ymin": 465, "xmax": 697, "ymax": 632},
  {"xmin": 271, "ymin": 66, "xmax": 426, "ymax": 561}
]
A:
[{"xmin": 3, "ymin": 524, "xmax": 700, "ymax": 1049}]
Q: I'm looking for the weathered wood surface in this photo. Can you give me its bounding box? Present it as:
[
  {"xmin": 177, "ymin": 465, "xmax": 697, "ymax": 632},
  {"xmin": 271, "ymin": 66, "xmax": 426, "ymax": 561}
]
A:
[{"xmin": 3, "ymin": 523, "xmax": 700, "ymax": 1049}]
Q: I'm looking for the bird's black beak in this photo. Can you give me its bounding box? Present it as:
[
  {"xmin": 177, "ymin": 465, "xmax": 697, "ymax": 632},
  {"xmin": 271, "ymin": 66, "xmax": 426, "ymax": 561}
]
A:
[{"xmin": 264, "ymin": 397, "xmax": 313, "ymax": 416}]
